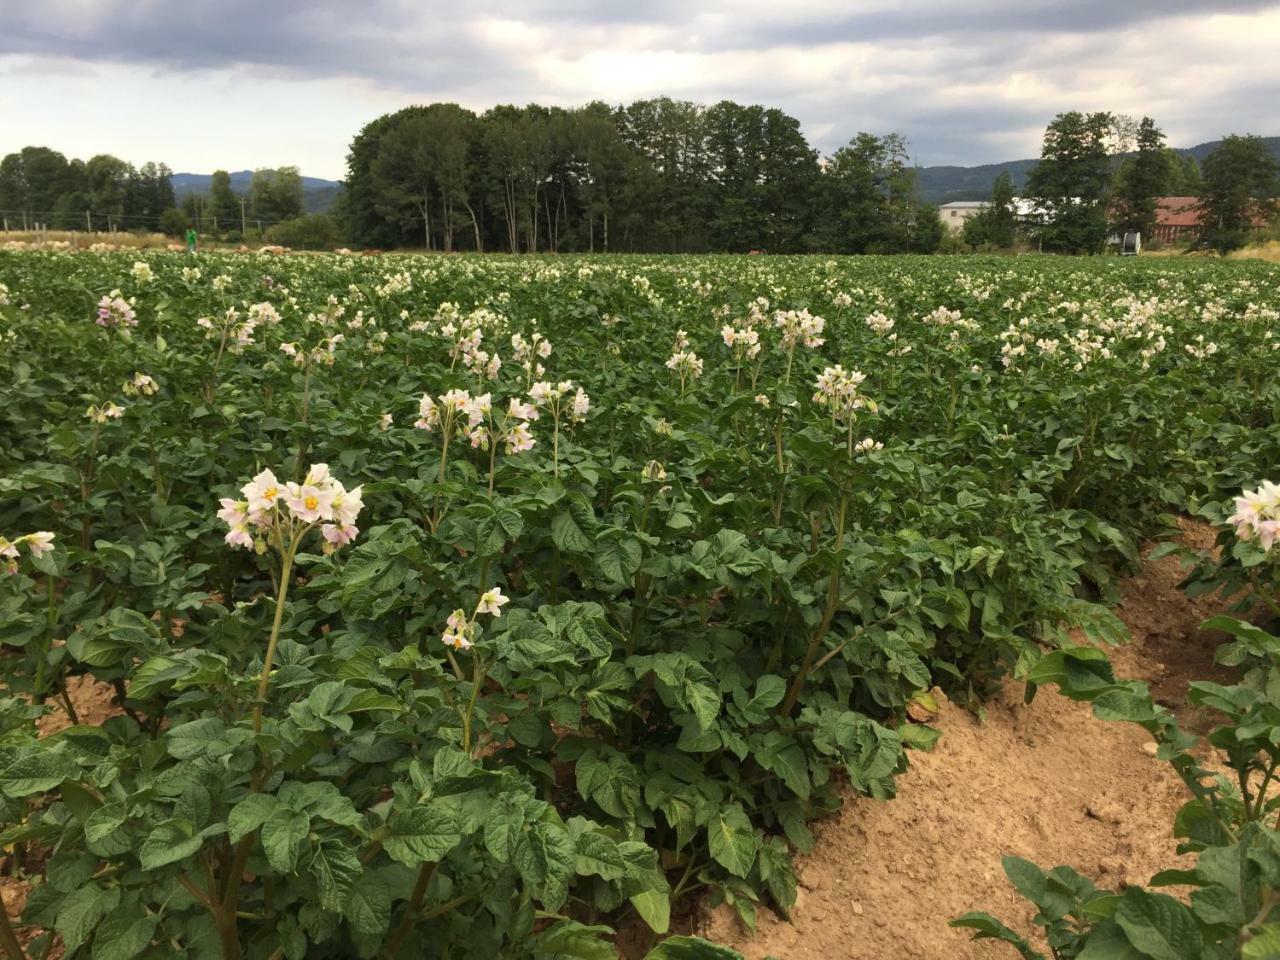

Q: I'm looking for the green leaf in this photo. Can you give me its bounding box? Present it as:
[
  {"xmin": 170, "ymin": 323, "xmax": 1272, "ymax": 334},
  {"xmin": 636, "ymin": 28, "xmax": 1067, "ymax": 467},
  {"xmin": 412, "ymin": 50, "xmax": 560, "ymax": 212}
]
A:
[
  {"xmin": 383, "ymin": 801, "xmax": 462, "ymax": 867},
  {"xmin": 228, "ymin": 794, "xmax": 278, "ymax": 843},
  {"xmin": 1113, "ymin": 889, "xmax": 1203, "ymax": 960},
  {"xmin": 513, "ymin": 818, "xmax": 576, "ymax": 912},
  {"xmin": 343, "ymin": 870, "xmax": 391, "ymax": 939},
  {"xmin": 630, "ymin": 888, "xmax": 671, "ymax": 935},
  {"xmin": 310, "ymin": 839, "xmax": 363, "ymax": 913},
  {"xmin": 261, "ymin": 807, "xmax": 311, "ymax": 873},
  {"xmin": 574, "ymin": 828, "xmax": 628, "ymax": 881},
  {"xmin": 55, "ymin": 884, "xmax": 121, "ymax": 953},
  {"xmin": 0, "ymin": 745, "xmax": 80, "ymax": 796},
  {"xmin": 83, "ymin": 802, "xmax": 130, "ymax": 857},
  {"xmin": 707, "ymin": 804, "xmax": 756, "ymax": 878},
  {"xmin": 1243, "ymin": 924, "xmax": 1280, "ymax": 959},
  {"xmin": 139, "ymin": 820, "xmax": 206, "ymax": 871},
  {"xmin": 531, "ymin": 920, "xmax": 617, "ymax": 960},
  {"xmin": 950, "ymin": 913, "xmax": 1045, "ymax": 960},
  {"xmin": 552, "ymin": 509, "xmax": 591, "ymax": 553},
  {"xmin": 642, "ymin": 936, "xmax": 746, "ymax": 959},
  {"xmin": 92, "ymin": 902, "xmax": 158, "ymax": 960}
]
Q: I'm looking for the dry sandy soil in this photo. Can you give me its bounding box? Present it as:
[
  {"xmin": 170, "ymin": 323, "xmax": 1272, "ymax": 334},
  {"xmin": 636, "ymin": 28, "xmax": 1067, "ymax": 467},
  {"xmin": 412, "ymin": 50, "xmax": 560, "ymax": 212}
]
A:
[{"xmin": 703, "ymin": 520, "xmax": 1236, "ymax": 960}]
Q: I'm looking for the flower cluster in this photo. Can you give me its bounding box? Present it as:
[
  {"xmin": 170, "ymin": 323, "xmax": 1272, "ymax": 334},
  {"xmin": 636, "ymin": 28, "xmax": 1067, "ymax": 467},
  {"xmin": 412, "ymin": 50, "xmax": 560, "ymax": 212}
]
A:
[
  {"xmin": 1, "ymin": 531, "xmax": 55, "ymax": 575},
  {"xmin": 441, "ymin": 586, "xmax": 510, "ymax": 650},
  {"xmin": 665, "ymin": 351, "xmax": 704, "ymax": 380},
  {"xmin": 720, "ymin": 324, "xmax": 762, "ymax": 358},
  {"xmin": 248, "ymin": 302, "xmax": 282, "ymax": 327},
  {"xmin": 198, "ymin": 307, "xmax": 258, "ymax": 352},
  {"xmin": 511, "ymin": 331, "xmax": 553, "ymax": 382},
  {"xmin": 122, "ymin": 372, "xmax": 158, "ymax": 397},
  {"xmin": 865, "ymin": 311, "xmax": 895, "ymax": 335},
  {"xmin": 774, "ymin": 309, "xmax": 826, "ymax": 350},
  {"xmin": 415, "ymin": 389, "xmax": 540, "ymax": 455},
  {"xmin": 85, "ymin": 401, "xmax": 126, "ymax": 424},
  {"xmin": 218, "ymin": 464, "xmax": 363, "ymax": 553},
  {"xmin": 1229, "ymin": 481, "xmax": 1280, "ymax": 552},
  {"xmin": 1185, "ymin": 335, "xmax": 1219, "ymax": 360},
  {"xmin": 130, "ymin": 261, "xmax": 155, "ymax": 285},
  {"xmin": 96, "ymin": 292, "xmax": 137, "ymax": 329},
  {"xmin": 813, "ymin": 365, "xmax": 873, "ymax": 424},
  {"xmin": 530, "ymin": 381, "xmax": 590, "ymax": 422}
]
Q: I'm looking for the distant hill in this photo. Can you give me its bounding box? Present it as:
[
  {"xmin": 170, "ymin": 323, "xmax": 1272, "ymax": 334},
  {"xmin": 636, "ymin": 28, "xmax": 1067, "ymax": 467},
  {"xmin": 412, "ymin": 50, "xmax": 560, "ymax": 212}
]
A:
[
  {"xmin": 172, "ymin": 171, "xmax": 343, "ymax": 214},
  {"xmin": 917, "ymin": 136, "xmax": 1280, "ymax": 203}
]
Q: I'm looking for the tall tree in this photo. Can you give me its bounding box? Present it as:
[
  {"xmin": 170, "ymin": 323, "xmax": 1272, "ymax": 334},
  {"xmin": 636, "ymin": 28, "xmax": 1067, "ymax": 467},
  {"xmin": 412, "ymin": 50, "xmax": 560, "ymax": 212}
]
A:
[
  {"xmin": 963, "ymin": 172, "xmax": 1019, "ymax": 248},
  {"xmin": 1197, "ymin": 134, "xmax": 1279, "ymax": 254},
  {"xmin": 1025, "ymin": 111, "xmax": 1114, "ymax": 253},
  {"xmin": 249, "ymin": 167, "xmax": 304, "ymax": 225},
  {"xmin": 1112, "ymin": 117, "xmax": 1171, "ymax": 239},
  {"xmin": 209, "ymin": 170, "xmax": 241, "ymax": 230}
]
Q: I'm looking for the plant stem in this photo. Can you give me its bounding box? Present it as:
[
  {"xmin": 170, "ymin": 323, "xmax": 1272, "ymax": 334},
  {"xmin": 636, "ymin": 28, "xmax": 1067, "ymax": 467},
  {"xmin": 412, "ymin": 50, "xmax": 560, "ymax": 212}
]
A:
[
  {"xmin": 383, "ymin": 862, "xmax": 438, "ymax": 956},
  {"xmin": 779, "ymin": 493, "xmax": 848, "ymax": 717},
  {"xmin": 252, "ymin": 537, "xmax": 296, "ymax": 734},
  {"xmin": 0, "ymin": 902, "xmax": 28, "ymax": 960},
  {"xmin": 462, "ymin": 658, "xmax": 485, "ymax": 755}
]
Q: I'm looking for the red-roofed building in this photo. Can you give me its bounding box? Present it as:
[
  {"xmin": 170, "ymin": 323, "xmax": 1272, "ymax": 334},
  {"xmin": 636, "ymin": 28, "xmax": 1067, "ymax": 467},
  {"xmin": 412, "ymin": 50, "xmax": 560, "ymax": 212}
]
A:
[{"xmin": 1152, "ymin": 197, "xmax": 1202, "ymax": 242}]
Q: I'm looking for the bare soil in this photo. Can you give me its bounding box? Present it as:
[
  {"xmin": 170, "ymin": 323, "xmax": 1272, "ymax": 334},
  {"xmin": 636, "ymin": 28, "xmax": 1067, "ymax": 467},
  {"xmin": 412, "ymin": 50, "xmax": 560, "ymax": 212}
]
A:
[{"xmin": 704, "ymin": 520, "xmax": 1239, "ymax": 960}]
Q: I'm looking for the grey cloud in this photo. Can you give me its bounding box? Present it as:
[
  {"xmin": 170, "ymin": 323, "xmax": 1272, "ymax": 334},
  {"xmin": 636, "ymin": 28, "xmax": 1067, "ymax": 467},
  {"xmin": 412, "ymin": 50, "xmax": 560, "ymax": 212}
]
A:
[{"xmin": 1, "ymin": 0, "xmax": 1277, "ymax": 166}]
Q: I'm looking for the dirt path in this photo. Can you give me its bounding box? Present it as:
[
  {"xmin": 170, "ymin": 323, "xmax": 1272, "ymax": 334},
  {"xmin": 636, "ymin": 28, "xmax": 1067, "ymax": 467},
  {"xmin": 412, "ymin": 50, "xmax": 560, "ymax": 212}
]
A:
[{"xmin": 704, "ymin": 520, "xmax": 1234, "ymax": 960}]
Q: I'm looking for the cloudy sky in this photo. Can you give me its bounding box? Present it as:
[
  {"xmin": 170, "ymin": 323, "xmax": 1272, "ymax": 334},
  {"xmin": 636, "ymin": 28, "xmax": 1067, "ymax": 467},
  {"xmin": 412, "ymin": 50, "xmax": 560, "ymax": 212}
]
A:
[{"xmin": 2, "ymin": 0, "xmax": 1279, "ymax": 180}]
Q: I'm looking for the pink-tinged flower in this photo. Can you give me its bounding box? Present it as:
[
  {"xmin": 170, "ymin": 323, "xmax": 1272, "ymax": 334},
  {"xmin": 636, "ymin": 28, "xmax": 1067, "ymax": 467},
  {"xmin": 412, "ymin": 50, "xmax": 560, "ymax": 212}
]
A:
[
  {"xmin": 321, "ymin": 521, "xmax": 359, "ymax": 550},
  {"xmin": 1228, "ymin": 481, "xmax": 1280, "ymax": 552},
  {"xmin": 217, "ymin": 498, "xmax": 249, "ymax": 527},
  {"xmin": 508, "ymin": 398, "xmax": 538, "ymax": 421},
  {"xmin": 284, "ymin": 482, "xmax": 336, "ymax": 523},
  {"xmin": 379, "ymin": 413, "xmax": 393, "ymax": 431},
  {"xmin": 225, "ymin": 524, "xmax": 254, "ymax": 550},
  {"xmin": 441, "ymin": 609, "xmax": 472, "ymax": 650},
  {"xmin": 476, "ymin": 587, "xmax": 509, "ymax": 617},
  {"xmin": 441, "ymin": 389, "xmax": 471, "ymax": 413},
  {"xmin": 304, "ymin": 463, "xmax": 332, "ymax": 487},
  {"xmin": 721, "ymin": 325, "xmax": 737, "ymax": 347},
  {"xmin": 415, "ymin": 394, "xmax": 439, "ymax": 430},
  {"xmin": 529, "ymin": 381, "xmax": 555, "ymax": 406},
  {"xmin": 243, "ymin": 469, "xmax": 283, "ymax": 514},
  {"xmin": 469, "ymin": 425, "xmax": 490, "ymax": 450},
  {"xmin": 465, "ymin": 393, "xmax": 492, "ymax": 428},
  {"xmin": 504, "ymin": 422, "xmax": 535, "ymax": 455},
  {"xmin": 95, "ymin": 295, "xmax": 137, "ymax": 329},
  {"xmin": 571, "ymin": 387, "xmax": 590, "ymax": 422},
  {"xmin": 0, "ymin": 538, "xmax": 17, "ymax": 559},
  {"xmin": 330, "ymin": 483, "xmax": 363, "ymax": 526}
]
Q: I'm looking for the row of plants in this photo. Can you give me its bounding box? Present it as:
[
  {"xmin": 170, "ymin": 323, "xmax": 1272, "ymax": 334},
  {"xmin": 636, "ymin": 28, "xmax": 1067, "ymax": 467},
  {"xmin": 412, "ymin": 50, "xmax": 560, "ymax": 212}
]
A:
[
  {"xmin": 955, "ymin": 482, "xmax": 1280, "ymax": 958},
  {"xmin": 0, "ymin": 251, "xmax": 1278, "ymax": 957}
]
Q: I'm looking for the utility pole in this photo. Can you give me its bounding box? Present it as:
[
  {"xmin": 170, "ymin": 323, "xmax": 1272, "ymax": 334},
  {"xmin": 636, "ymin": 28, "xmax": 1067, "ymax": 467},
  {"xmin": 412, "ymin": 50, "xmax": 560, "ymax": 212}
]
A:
[{"xmin": 240, "ymin": 197, "xmax": 248, "ymax": 236}]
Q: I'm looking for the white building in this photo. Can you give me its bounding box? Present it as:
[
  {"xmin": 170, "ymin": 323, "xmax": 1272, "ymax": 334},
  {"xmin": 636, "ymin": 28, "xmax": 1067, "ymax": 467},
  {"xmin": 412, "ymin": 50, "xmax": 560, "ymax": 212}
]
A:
[{"xmin": 938, "ymin": 198, "xmax": 1048, "ymax": 232}]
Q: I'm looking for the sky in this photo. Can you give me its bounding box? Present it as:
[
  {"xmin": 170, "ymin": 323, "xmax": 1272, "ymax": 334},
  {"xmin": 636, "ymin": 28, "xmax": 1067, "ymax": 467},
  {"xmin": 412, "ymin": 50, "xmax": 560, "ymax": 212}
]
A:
[{"xmin": 2, "ymin": 0, "xmax": 1279, "ymax": 180}]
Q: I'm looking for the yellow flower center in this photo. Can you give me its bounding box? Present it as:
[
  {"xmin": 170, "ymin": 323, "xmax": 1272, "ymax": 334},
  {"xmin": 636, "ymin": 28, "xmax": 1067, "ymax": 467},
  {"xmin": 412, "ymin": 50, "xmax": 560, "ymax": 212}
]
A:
[
  {"xmin": 264, "ymin": 486, "xmax": 278, "ymax": 500},
  {"xmin": 304, "ymin": 496, "xmax": 319, "ymax": 511}
]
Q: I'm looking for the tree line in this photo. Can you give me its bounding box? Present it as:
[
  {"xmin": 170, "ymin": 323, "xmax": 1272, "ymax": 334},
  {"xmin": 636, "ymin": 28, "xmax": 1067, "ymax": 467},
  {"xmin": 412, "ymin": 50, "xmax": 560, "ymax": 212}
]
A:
[
  {"xmin": 962, "ymin": 113, "xmax": 1279, "ymax": 254},
  {"xmin": 0, "ymin": 146, "xmax": 311, "ymax": 241},
  {"xmin": 338, "ymin": 99, "xmax": 944, "ymax": 254},
  {"xmin": 0, "ymin": 146, "xmax": 177, "ymax": 232}
]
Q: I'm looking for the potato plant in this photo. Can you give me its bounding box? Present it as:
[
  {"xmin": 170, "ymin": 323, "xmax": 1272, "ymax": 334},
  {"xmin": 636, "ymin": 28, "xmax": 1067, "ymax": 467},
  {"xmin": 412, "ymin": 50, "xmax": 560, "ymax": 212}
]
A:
[{"xmin": 1, "ymin": 250, "xmax": 1279, "ymax": 958}]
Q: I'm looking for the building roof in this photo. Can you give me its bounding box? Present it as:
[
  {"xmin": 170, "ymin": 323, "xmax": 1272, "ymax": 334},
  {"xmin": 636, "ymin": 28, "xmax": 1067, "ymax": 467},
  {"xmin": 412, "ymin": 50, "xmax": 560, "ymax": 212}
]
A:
[
  {"xmin": 1155, "ymin": 196, "xmax": 1202, "ymax": 228},
  {"xmin": 938, "ymin": 201, "xmax": 987, "ymax": 210}
]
